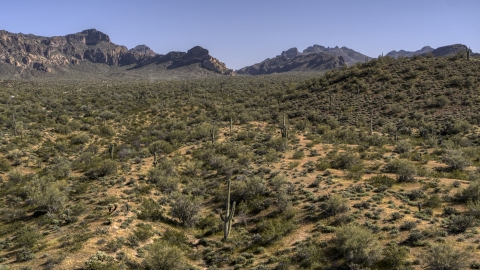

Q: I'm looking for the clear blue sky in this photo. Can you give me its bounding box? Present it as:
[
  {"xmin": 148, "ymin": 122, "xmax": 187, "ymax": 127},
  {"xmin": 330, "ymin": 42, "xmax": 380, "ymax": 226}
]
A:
[{"xmin": 1, "ymin": 0, "xmax": 478, "ymax": 69}]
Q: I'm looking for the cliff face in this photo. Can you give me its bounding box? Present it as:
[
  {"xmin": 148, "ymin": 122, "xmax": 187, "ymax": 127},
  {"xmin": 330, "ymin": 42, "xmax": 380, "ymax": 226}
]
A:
[{"xmin": 0, "ymin": 29, "xmax": 234, "ymax": 75}]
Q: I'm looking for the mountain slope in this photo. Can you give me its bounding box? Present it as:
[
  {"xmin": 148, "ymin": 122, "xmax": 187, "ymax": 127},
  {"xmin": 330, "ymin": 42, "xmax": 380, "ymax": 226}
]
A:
[{"xmin": 0, "ymin": 29, "xmax": 234, "ymax": 77}]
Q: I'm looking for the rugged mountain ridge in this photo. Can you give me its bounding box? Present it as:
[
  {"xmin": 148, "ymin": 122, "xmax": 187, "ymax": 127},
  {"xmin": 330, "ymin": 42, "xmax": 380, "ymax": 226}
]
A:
[
  {"xmin": 236, "ymin": 50, "xmax": 346, "ymax": 75},
  {"xmin": 386, "ymin": 44, "xmax": 475, "ymax": 58},
  {"xmin": 0, "ymin": 29, "xmax": 234, "ymax": 76},
  {"xmin": 386, "ymin": 46, "xmax": 434, "ymax": 58},
  {"xmin": 302, "ymin": 45, "xmax": 372, "ymax": 66},
  {"xmin": 236, "ymin": 45, "xmax": 369, "ymax": 75}
]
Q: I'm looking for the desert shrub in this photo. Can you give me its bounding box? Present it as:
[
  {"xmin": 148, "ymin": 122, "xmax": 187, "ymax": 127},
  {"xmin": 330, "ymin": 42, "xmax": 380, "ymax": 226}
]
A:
[
  {"xmin": 16, "ymin": 226, "xmax": 42, "ymax": 249},
  {"xmin": 384, "ymin": 159, "xmax": 416, "ymax": 182},
  {"xmin": 147, "ymin": 168, "xmax": 178, "ymax": 193},
  {"xmin": 395, "ymin": 139, "xmax": 412, "ymax": 153},
  {"xmin": 84, "ymin": 251, "xmax": 117, "ymax": 270},
  {"xmin": 319, "ymin": 195, "xmax": 350, "ymax": 217},
  {"xmin": 256, "ymin": 217, "xmax": 296, "ymax": 245},
  {"xmin": 455, "ymin": 180, "xmax": 480, "ymax": 202},
  {"xmin": 169, "ymin": 195, "xmax": 200, "ymax": 227},
  {"xmin": 138, "ymin": 198, "xmax": 163, "ymax": 221},
  {"xmin": 148, "ymin": 140, "xmax": 174, "ymax": 155},
  {"xmin": 368, "ymin": 174, "xmax": 395, "ymax": 187},
  {"xmin": 292, "ymin": 150, "xmax": 305, "ymax": 160},
  {"xmin": 142, "ymin": 240, "xmax": 187, "ymax": 270},
  {"xmin": 424, "ymin": 244, "xmax": 468, "ymax": 270},
  {"xmin": 0, "ymin": 158, "xmax": 11, "ymax": 172},
  {"xmin": 134, "ymin": 223, "xmax": 155, "ymax": 242},
  {"xmin": 331, "ymin": 151, "xmax": 362, "ymax": 170},
  {"xmin": 407, "ymin": 189, "xmax": 425, "ymax": 201},
  {"xmin": 447, "ymin": 215, "xmax": 475, "ymax": 233},
  {"xmin": 380, "ymin": 243, "xmax": 409, "ymax": 269},
  {"xmin": 442, "ymin": 150, "xmax": 470, "ymax": 170},
  {"xmin": 400, "ymin": 221, "xmax": 417, "ymax": 231},
  {"xmin": 335, "ymin": 224, "xmax": 382, "ymax": 266},
  {"xmin": 70, "ymin": 133, "xmax": 90, "ymax": 145},
  {"xmin": 162, "ymin": 229, "xmax": 190, "ymax": 250},
  {"xmin": 294, "ymin": 240, "xmax": 324, "ymax": 268},
  {"xmin": 16, "ymin": 248, "xmax": 35, "ymax": 262},
  {"xmin": 28, "ymin": 176, "xmax": 68, "ymax": 213},
  {"xmin": 86, "ymin": 160, "xmax": 117, "ymax": 179}
]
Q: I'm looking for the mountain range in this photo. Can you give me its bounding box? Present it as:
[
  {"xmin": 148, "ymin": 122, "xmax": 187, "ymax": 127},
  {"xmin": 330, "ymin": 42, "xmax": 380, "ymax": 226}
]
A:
[
  {"xmin": 0, "ymin": 28, "xmax": 477, "ymax": 79},
  {"xmin": 0, "ymin": 29, "xmax": 234, "ymax": 79}
]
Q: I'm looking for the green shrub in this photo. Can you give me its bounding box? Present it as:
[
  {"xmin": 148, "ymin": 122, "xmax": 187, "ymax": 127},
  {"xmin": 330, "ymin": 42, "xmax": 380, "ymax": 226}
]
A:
[
  {"xmin": 143, "ymin": 240, "xmax": 187, "ymax": 270},
  {"xmin": 169, "ymin": 195, "xmax": 200, "ymax": 227},
  {"xmin": 292, "ymin": 150, "xmax": 305, "ymax": 160},
  {"xmin": 335, "ymin": 224, "xmax": 382, "ymax": 266},
  {"xmin": 319, "ymin": 195, "xmax": 350, "ymax": 217},
  {"xmin": 384, "ymin": 159, "xmax": 416, "ymax": 182},
  {"xmin": 424, "ymin": 244, "xmax": 468, "ymax": 270},
  {"xmin": 368, "ymin": 174, "xmax": 395, "ymax": 187}
]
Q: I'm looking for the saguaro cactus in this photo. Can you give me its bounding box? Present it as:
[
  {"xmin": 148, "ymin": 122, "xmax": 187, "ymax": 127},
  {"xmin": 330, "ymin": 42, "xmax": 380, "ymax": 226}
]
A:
[
  {"xmin": 153, "ymin": 152, "xmax": 158, "ymax": 167},
  {"xmin": 229, "ymin": 117, "xmax": 233, "ymax": 134},
  {"xmin": 280, "ymin": 113, "xmax": 288, "ymax": 140},
  {"xmin": 108, "ymin": 143, "xmax": 114, "ymax": 160},
  {"xmin": 220, "ymin": 179, "xmax": 236, "ymax": 241},
  {"xmin": 210, "ymin": 126, "xmax": 215, "ymax": 144},
  {"xmin": 467, "ymin": 47, "xmax": 470, "ymax": 61}
]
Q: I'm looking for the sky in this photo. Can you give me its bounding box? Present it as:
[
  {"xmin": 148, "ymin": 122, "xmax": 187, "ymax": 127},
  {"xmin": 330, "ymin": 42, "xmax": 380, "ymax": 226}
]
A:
[{"xmin": 1, "ymin": 0, "xmax": 479, "ymax": 70}]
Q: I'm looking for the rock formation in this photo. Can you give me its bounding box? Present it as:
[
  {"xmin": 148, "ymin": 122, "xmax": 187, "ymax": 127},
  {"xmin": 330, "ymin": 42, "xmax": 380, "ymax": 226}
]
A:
[{"xmin": 0, "ymin": 29, "xmax": 234, "ymax": 75}]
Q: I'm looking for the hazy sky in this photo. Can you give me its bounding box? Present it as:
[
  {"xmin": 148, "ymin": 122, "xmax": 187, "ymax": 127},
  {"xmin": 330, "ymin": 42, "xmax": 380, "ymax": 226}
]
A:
[{"xmin": 1, "ymin": 0, "xmax": 478, "ymax": 69}]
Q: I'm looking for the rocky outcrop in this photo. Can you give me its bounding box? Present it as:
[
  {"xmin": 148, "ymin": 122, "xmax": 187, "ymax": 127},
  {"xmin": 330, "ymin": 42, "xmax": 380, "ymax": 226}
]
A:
[
  {"xmin": 303, "ymin": 45, "xmax": 371, "ymax": 66},
  {"xmin": 0, "ymin": 29, "xmax": 234, "ymax": 75},
  {"xmin": 386, "ymin": 46, "xmax": 434, "ymax": 58},
  {"xmin": 430, "ymin": 44, "xmax": 470, "ymax": 57},
  {"xmin": 281, "ymin": 47, "xmax": 300, "ymax": 58},
  {"xmin": 236, "ymin": 52, "xmax": 346, "ymax": 75}
]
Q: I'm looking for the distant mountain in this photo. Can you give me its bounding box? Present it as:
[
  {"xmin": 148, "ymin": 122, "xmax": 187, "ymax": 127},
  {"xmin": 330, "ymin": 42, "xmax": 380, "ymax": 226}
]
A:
[
  {"xmin": 386, "ymin": 46, "xmax": 434, "ymax": 58},
  {"xmin": 0, "ymin": 29, "xmax": 234, "ymax": 78},
  {"xmin": 236, "ymin": 48, "xmax": 346, "ymax": 75},
  {"xmin": 429, "ymin": 44, "xmax": 470, "ymax": 57},
  {"xmin": 236, "ymin": 45, "xmax": 370, "ymax": 75},
  {"xmin": 303, "ymin": 45, "xmax": 372, "ymax": 66}
]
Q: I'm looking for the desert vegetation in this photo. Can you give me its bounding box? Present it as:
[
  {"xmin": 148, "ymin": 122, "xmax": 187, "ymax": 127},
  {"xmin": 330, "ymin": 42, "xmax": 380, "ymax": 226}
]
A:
[{"xmin": 0, "ymin": 52, "xmax": 479, "ymax": 269}]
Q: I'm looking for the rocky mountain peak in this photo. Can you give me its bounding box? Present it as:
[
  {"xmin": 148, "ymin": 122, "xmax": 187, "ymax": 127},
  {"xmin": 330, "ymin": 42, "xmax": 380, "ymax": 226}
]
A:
[
  {"xmin": 281, "ymin": 47, "xmax": 300, "ymax": 58},
  {"xmin": 131, "ymin": 45, "xmax": 157, "ymax": 57},
  {"xmin": 303, "ymin": 44, "xmax": 327, "ymax": 53}
]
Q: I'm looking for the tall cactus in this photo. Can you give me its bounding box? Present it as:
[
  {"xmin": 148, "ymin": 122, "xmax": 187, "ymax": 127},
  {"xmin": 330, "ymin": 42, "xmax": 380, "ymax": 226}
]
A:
[
  {"xmin": 220, "ymin": 179, "xmax": 236, "ymax": 241},
  {"xmin": 467, "ymin": 47, "xmax": 470, "ymax": 61},
  {"xmin": 153, "ymin": 152, "xmax": 158, "ymax": 167},
  {"xmin": 229, "ymin": 117, "xmax": 233, "ymax": 134},
  {"xmin": 108, "ymin": 143, "xmax": 114, "ymax": 160},
  {"xmin": 280, "ymin": 113, "xmax": 288, "ymax": 140},
  {"xmin": 210, "ymin": 126, "xmax": 215, "ymax": 144}
]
